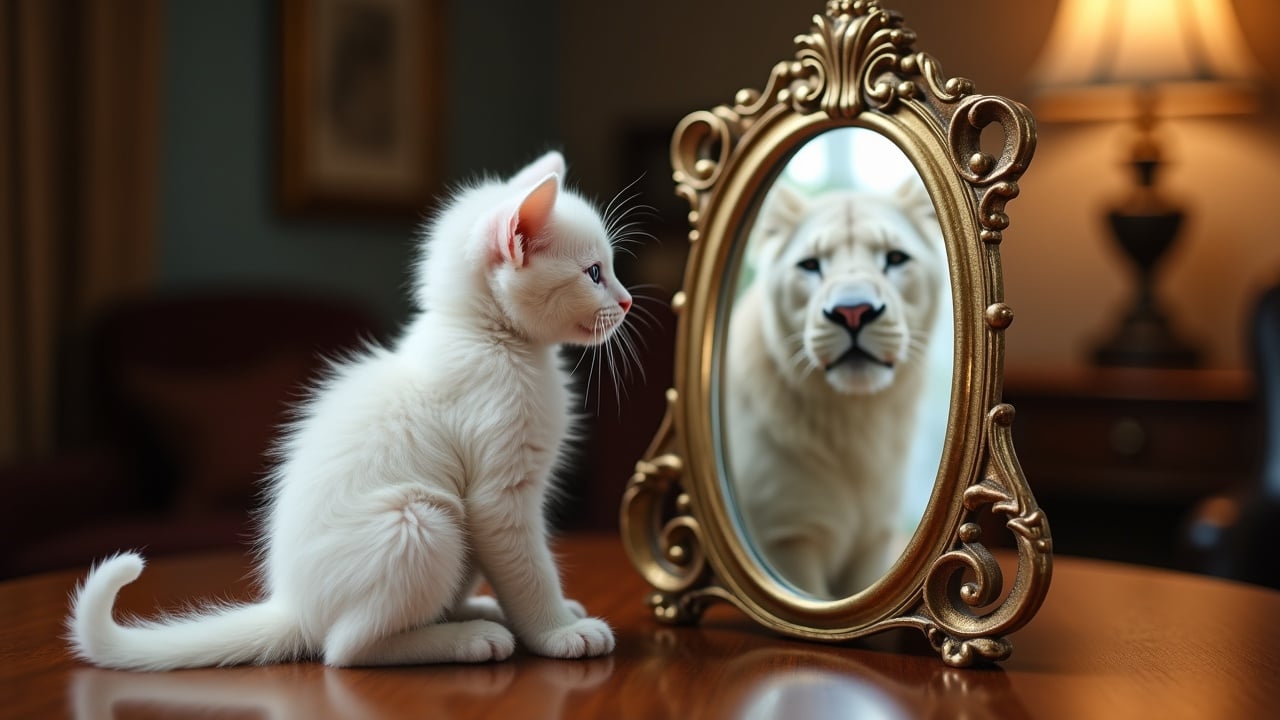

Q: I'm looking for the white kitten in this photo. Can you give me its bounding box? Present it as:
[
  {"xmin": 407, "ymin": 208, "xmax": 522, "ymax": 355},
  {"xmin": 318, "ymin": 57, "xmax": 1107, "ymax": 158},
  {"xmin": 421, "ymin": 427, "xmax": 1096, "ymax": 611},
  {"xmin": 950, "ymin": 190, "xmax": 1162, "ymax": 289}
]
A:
[{"xmin": 67, "ymin": 151, "xmax": 636, "ymax": 670}]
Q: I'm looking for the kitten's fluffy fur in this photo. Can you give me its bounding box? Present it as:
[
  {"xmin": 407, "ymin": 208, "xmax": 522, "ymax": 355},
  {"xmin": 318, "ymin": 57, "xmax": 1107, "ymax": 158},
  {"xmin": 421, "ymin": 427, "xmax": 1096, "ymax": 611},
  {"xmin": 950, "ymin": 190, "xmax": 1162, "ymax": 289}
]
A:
[
  {"xmin": 725, "ymin": 181, "xmax": 942, "ymax": 599},
  {"xmin": 67, "ymin": 152, "xmax": 635, "ymax": 670}
]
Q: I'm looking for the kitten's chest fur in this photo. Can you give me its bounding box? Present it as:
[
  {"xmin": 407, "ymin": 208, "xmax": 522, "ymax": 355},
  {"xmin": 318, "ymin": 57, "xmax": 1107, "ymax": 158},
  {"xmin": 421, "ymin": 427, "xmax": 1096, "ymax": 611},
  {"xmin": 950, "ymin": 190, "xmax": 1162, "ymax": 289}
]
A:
[
  {"xmin": 499, "ymin": 346, "xmax": 570, "ymax": 483},
  {"xmin": 435, "ymin": 332, "xmax": 571, "ymax": 493}
]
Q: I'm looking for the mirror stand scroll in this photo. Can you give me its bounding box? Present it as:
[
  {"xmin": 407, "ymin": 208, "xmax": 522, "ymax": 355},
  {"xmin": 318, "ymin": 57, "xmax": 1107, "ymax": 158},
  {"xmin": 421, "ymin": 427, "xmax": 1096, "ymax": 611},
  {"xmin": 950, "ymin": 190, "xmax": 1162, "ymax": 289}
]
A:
[{"xmin": 620, "ymin": 0, "xmax": 1051, "ymax": 668}]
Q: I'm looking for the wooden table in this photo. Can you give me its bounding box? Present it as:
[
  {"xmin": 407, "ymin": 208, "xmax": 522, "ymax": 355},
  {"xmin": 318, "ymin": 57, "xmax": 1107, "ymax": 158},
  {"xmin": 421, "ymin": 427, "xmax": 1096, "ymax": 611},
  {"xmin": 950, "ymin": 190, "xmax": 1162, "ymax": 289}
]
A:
[{"xmin": 3, "ymin": 533, "xmax": 1279, "ymax": 719}]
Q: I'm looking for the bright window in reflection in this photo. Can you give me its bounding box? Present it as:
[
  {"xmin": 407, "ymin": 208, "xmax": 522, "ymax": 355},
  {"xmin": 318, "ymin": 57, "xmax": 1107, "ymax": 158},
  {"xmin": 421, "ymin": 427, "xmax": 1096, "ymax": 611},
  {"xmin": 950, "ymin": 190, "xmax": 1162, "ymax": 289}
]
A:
[{"xmin": 782, "ymin": 128, "xmax": 918, "ymax": 193}]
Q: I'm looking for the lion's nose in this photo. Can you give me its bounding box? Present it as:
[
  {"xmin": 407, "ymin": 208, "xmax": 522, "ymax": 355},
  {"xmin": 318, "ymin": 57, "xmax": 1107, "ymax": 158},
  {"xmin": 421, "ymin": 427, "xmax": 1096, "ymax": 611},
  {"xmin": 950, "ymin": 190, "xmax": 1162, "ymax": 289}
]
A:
[{"xmin": 830, "ymin": 303, "xmax": 883, "ymax": 330}]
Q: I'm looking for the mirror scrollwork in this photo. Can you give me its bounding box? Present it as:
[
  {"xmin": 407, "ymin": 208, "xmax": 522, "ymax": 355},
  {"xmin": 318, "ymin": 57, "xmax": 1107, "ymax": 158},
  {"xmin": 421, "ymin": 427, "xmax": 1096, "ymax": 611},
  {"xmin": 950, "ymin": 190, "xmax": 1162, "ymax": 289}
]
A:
[{"xmin": 620, "ymin": 0, "xmax": 1051, "ymax": 667}]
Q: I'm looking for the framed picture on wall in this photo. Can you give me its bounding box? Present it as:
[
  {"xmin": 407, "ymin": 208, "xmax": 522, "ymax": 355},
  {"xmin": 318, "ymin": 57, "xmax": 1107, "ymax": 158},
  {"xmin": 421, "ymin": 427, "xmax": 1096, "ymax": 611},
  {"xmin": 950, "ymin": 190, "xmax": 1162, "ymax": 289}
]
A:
[{"xmin": 279, "ymin": 0, "xmax": 442, "ymax": 216}]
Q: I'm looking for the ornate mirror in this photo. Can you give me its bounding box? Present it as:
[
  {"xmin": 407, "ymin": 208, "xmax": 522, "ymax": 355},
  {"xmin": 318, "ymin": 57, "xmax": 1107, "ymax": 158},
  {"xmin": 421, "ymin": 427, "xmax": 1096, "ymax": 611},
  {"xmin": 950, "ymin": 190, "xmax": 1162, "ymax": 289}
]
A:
[{"xmin": 621, "ymin": 0, "xmax": 1052, "ymax": 667}]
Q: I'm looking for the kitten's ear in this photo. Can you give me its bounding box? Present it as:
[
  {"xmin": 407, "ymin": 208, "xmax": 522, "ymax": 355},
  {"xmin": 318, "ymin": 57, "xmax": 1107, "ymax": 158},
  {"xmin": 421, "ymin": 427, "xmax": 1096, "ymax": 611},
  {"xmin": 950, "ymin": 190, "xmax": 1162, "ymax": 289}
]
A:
[
  {"xmin": 509, "ymin": 151, "xmax": 566, "ymax": 189},
  {"xmin": 492, "ymin": 173, "xmax": 559, "ymax": 268}
]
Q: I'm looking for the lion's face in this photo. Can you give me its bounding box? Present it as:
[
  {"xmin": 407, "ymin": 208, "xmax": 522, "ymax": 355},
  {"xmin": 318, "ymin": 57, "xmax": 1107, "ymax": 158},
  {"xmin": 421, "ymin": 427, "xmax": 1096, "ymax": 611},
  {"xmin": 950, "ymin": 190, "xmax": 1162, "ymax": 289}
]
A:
[{"xmin": 752, "ymin": 183, "xmax": 944, "ymax": 395}]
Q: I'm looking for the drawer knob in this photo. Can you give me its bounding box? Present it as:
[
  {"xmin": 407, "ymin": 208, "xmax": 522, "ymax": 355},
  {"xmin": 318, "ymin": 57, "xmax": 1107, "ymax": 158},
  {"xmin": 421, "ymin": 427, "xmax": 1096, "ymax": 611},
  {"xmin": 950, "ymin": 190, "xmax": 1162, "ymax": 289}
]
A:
[{"xmin": 1109, "ymin": 417, "xmax": 1147, "ymax": 457}]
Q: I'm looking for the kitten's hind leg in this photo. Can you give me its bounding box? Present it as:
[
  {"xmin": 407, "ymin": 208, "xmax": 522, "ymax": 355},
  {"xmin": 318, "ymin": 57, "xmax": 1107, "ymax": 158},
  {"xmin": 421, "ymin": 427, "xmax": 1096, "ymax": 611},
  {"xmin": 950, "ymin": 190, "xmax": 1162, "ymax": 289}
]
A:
[
  {"xmin": 323, "ymin": 616, "xmax": 515, "ymax": 667},
  {"xmin": 317, "ymin": 485, "xmax": 501, "ymax": 666},
  {"xmin": 447, "ymin": 588, "xmax": 586, "ymax": 623},
  {"xmin": 444, "ymin": 573, "xmax": 507, "ymax": 623},
  {"xmin": 447, "ymin": 595, "xmax": 505, "ymax": 623}
]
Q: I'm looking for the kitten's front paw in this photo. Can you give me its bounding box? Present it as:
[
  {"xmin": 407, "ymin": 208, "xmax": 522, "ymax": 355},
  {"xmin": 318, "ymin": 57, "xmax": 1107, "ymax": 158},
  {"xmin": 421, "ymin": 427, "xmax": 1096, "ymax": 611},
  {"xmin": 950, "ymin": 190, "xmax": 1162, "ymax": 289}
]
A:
[
  {"xmin": 564, "ymin": 599, "xmax": 587, "ymax": 619},
  {"xmin": 527, "ymin": 618, "xmax": 615, "ymax": 659}
]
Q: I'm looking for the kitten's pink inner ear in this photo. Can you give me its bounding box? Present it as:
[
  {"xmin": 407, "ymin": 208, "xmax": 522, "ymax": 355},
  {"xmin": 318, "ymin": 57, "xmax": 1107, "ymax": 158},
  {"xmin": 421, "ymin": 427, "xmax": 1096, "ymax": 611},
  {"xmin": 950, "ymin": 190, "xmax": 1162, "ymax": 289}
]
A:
[{"xmin": 496, "ymin": 173, "xmax": 559, "ymax": 268}]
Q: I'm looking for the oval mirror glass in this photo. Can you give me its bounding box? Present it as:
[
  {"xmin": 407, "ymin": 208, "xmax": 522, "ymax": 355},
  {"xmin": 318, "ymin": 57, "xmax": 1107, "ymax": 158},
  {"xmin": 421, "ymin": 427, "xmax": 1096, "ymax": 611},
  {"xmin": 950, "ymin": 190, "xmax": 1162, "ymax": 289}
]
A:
[{"xmin": 718, "ymin": 127, "xmax": 953, "ymax": 600}]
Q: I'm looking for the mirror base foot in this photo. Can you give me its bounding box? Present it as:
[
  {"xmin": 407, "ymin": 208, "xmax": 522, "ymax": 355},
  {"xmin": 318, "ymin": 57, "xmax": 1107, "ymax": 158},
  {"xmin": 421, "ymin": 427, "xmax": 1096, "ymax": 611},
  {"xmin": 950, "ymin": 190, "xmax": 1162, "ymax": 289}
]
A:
[{"xmin": 926, "ymin": 627, "xmax": 1013, "ymax": 668}]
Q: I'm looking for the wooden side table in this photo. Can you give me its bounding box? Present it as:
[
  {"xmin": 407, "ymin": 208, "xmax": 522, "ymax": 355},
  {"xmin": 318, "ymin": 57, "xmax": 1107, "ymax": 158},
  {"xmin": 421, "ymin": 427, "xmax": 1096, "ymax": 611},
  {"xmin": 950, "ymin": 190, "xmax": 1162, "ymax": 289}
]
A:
[{"xmin": 1004, "ymin": 367, "xmax": 1260, "ymax": 568}]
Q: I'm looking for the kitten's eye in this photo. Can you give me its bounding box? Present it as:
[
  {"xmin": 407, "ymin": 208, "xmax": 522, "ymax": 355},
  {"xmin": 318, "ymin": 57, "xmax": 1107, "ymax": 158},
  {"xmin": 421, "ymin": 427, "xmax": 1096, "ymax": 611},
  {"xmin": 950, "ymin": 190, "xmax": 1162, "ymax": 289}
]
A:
[
  {"xmin": 796, "ymin": 257, "xmax": 822, "ymax": 275},
  {"xmin": 884, "ymin": 250, "xmax": 911, "ymax": 270},
  {"xmin": 586, "ymin": 263, "xmax": 602, "ymax": 284}
]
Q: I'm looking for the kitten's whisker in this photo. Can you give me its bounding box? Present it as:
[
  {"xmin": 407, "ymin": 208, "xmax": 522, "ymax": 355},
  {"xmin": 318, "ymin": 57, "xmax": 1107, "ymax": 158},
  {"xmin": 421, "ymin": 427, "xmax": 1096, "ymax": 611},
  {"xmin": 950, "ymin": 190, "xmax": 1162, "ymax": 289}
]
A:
[
  {"xmin": 610, "ymin": 236, "xmax": 652, "ymax": 257},
  {"xmin": 613, "ymin": 198, "xmax": 658, "ymax": 219},
  {"xmin": 582, "ymin": 324, "xmax": 601, "ymax": 411},
  {"xmin": 601, "ymin": 178, "xmax": 650, "ymax": 237},
  {"xmin": 610, "ymin": 236, "xmax": 655, "ymax": 253},
  {"xmin": 627, "ymin": 299, "xmax": 665, "ymax": 324},
  {"xmin": 610, "ymin": 220, "xmax": 657, "ymax": 243},
  {"xmin": 571, "ymin": 344, "xmax": 592, "ymax": 376},
  {"xmin": 604, "ymin": 192, "xmax": 650, "ymax": 240},
  {"xmin": 616, "ymin": 323, "xmax": 647, "ymax": 385},
  {"xmin": 606, "ymin": 324, "xmax": 623, "ymax": 412},
  {"xmin": 604, "ymin": 185, "xmax": 642, "ymax": 220},
  {"xmin": 629, "ymin": 293, "xmax": 668, "ymax": 309},
  {"xmin": 608, "ymin": 197, "xmax": 658, "ymax": 232},
  {"xmin": 621, "ymin": 337, "xmax": 639, "ymax": 390},
  {"xmin": 596, "ymin": 318, "xmax": 607, "ymax": 417},
  {"xmin": 621, "ymin": 316, "xmax": 653, "ymax": 353},
  {"xmin": 602, "ymin": 176, "xmax": 645, "ymax": 232},
  {"xmin": 623, "ymin": 307, "xmax": 659, "ymax": 333}
]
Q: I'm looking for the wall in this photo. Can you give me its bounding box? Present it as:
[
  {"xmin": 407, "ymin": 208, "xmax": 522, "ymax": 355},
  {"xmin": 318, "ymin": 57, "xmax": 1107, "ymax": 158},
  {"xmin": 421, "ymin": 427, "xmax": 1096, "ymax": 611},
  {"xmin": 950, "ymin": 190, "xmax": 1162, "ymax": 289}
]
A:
[
  {"xmin": 159, "ymin": 0, "xmax": 559, "ymax": 329},
  {"xmin": 156, "ymin": 0, "xmax": 1280, "ymax": 365},
  {"xmin": 559, "ymin": 0, "xmax": 1280, "ymax": 371}
]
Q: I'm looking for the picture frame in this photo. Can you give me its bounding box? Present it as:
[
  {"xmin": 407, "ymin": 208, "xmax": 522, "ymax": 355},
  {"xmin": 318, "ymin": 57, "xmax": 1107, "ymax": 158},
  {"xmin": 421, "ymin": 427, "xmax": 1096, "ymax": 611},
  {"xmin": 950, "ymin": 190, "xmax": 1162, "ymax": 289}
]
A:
[{"xmin": 279, "ymin": 0, "xmax": 443, "ymax": 216}]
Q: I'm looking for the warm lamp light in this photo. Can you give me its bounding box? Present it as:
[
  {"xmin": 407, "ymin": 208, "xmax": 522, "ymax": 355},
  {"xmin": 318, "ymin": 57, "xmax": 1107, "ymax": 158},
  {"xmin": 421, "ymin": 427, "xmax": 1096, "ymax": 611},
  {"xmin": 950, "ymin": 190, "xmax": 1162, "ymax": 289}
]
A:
[{"xmin": 1029, "ymin": 0, "xmax": 1262, "ymax": 367}]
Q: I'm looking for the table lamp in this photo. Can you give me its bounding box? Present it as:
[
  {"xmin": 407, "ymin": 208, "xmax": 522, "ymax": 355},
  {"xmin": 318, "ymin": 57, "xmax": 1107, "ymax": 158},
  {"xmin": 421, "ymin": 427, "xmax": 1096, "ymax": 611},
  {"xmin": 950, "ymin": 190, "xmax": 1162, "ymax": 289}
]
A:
[{"xmin": 1029, "ymin": 0, "xmax": 1261, "ymax": 367}]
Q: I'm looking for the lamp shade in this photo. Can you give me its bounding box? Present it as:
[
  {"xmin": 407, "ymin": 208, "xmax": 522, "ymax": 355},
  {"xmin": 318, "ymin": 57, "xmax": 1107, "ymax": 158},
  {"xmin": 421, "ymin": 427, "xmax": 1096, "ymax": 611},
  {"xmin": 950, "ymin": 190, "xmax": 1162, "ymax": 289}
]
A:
[{"xmin": 1030, "ymin": 0, "xmax": 1261, "ymax": 120}]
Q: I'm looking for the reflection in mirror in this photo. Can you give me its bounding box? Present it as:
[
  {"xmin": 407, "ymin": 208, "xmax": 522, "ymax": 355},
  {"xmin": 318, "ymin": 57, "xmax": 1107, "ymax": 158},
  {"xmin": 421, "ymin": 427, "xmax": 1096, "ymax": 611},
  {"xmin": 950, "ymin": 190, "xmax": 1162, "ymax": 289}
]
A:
[{"xmin": 720, "ymin": 128, "xmax": 953, "ymax": 600}]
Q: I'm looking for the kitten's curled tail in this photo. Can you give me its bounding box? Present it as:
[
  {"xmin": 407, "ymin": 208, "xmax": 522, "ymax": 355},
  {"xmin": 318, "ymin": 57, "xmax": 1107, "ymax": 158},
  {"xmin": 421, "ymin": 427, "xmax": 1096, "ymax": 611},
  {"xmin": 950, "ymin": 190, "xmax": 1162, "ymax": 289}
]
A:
[{"xmin": 67, "ymin": 553, "xmax": 303, "ymax": 671}]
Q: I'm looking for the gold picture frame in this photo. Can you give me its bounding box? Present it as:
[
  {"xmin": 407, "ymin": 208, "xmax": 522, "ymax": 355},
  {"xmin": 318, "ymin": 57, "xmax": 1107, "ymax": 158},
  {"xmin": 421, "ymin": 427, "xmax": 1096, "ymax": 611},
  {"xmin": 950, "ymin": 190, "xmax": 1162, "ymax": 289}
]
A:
[
  {"xmin": 279, "ymin": 0, "xmax": 442, "ymax": 216},
  {"xmin": 620, "ymin": 0, "xmax": 1051, "ymax": 667}
]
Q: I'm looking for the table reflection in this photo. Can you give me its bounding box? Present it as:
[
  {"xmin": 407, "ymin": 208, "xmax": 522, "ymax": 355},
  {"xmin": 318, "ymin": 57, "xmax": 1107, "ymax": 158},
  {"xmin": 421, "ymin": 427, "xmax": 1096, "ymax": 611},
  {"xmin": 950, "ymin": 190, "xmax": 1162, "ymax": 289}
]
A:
[
  {"xmin": 738, "ymin": 670, "xmax": 909, "ymax": 720},
  {"xmin": 618, "ymin": 627, "xmax": 1030, "ymax": 720},
  {"xmin": 70, "ymin": 656, "xmax": 614, "ymax": 720}
]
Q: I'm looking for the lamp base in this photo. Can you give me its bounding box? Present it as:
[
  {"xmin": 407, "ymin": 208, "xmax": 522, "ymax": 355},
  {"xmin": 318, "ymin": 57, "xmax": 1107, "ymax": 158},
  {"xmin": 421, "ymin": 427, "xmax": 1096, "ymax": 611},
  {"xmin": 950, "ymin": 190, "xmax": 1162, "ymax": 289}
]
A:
[
  {"xmin": 1093, "ymin": 192, "xmax": 1200, "ymax": 369},
  {"xmin": 1094, "ymin": 307, "xmax": 1200, "ymax": 368}
]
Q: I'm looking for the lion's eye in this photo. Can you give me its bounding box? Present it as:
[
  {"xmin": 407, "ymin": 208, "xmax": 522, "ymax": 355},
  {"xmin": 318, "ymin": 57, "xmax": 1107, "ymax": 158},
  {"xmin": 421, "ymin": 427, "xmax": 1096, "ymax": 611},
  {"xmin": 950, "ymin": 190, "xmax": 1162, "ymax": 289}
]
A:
[
  {"xmin": 796, "ymin": 257, "xmax": 822, "ymax": 275},
  {"xmin": 884, "ymin": 250, "xmax": 911, "ymax": 269}
]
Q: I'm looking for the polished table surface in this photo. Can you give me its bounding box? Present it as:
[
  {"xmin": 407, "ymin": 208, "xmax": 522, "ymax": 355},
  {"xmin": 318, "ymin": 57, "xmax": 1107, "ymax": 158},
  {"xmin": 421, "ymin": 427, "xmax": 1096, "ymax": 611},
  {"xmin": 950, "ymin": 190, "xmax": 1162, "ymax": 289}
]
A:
[{"xmin": 3, "ymin": 533, "xmax": 1280, "ymax": 719}]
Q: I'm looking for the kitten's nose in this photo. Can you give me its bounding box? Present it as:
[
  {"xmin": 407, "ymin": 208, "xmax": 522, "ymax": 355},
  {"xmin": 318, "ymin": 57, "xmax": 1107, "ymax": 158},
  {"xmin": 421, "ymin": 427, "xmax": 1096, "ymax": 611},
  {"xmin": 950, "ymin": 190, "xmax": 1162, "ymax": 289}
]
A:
[{"xmin": 619, "ymin": 298, "xmax": 632, "ymax": 313}]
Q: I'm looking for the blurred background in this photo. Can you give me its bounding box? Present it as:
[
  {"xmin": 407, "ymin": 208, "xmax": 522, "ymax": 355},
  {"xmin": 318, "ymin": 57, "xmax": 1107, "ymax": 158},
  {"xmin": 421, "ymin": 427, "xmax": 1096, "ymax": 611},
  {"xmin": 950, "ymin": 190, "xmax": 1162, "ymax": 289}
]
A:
[{"xmin": 3, "ymin": 0, "xmax": 1278, "ymax": 585}]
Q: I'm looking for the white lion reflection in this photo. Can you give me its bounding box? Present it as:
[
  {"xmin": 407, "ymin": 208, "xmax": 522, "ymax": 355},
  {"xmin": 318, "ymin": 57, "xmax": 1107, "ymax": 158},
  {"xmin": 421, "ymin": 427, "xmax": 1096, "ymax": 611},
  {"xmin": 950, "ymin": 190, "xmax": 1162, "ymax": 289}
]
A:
[{"xmin": 723, "ymin": 175, "xmax": 946, "ymax": 599}]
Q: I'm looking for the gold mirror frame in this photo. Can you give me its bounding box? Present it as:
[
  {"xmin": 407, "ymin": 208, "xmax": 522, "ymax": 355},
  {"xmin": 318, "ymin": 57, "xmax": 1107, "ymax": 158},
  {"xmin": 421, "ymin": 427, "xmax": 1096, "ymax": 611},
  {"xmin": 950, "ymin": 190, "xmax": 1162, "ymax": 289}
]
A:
[{"xmin": 620, "ymin": 1, "xmax": 1052, "ymax": 667}]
